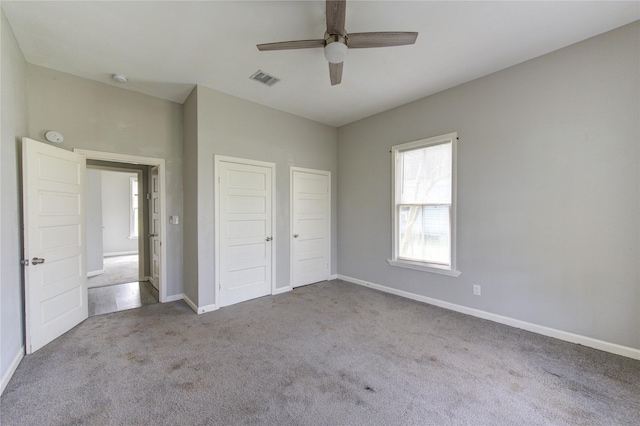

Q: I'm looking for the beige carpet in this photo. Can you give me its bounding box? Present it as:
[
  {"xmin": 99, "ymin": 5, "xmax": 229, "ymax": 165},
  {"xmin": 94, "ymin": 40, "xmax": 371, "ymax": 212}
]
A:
[
  {"xmin": 2, "ymin": 280, "xmax": 638, "ymax": 425},
  {"xmin": 87, "ymin": 254, "xmax": 139, "ymax": 288}
]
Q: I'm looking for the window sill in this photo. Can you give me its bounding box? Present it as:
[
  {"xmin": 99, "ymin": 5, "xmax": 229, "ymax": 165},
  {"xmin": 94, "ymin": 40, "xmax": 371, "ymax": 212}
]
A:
[{"xmin": 387, "ymin": 259, "xmax": 461, "ymax": 277}]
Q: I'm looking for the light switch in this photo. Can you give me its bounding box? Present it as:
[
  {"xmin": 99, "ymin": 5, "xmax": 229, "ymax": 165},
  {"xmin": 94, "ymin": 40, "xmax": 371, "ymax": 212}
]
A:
[{"xmin": 170, "ymin": 216, "xmax": 179, "ymax": 225}]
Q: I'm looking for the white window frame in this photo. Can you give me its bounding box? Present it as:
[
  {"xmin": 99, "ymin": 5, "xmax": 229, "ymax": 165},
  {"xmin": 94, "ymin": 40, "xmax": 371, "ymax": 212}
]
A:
[
  {"xmin": 129, "ymin": 176, "xmax": 139, "ymax": 239},
  {"xmin": 387, "ymin": 132, "xmax": 461, "ymax": 277}
]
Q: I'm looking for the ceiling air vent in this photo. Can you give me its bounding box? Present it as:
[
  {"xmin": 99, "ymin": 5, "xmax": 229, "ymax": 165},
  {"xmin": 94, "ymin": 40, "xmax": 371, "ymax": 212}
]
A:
[{"xmin": 250, "ymin": 70, "xmax": 280, "ymax": 87}]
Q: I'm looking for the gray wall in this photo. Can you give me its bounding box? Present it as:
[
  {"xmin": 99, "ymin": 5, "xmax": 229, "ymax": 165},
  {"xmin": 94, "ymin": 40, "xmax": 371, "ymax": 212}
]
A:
[
  {"xmin": 26, "ymin": 65, "xmax": 184, "ymax": 298},
  {"xmin": 101, "ymin": 170, "xmax": 139, "ymax": 255},
  {"xmin": 337, "ymin": 22, "xmax": 640, "ymax": 349},
  {"xmin": 182, "ymin": 87, "xmax": 199, "ymax": 305},
  {"xmin": 86, "ymin": 169, "xmax": 104, "ymax": 274},
  {"xmin": 1, "ymin": 10, "xmax": 28, "ymax": 388},
  {"xmin": 190, "ymin": 86, "xmax": 338, "ymax": 308}
]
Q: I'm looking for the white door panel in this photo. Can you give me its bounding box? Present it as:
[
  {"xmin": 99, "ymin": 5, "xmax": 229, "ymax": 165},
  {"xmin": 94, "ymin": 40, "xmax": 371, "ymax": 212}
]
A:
[
  {"xmin": 23, "ymin": 138, "xmax": 87, "ymax": 354},
  {"xmin": 291, "ymin": 168, "xmax": 330, "ymax": 288},
  {"xmin": 149, "ymin": 167, "xmax": 160, "ymax": 290},
  {"xmin": 218, "ymin": 159, "xmax": 274, "ymax": 307}
]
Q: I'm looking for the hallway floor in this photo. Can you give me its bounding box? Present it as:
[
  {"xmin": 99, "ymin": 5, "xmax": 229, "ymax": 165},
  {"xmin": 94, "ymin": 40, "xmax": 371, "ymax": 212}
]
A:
[
  {"xmin": 88, "ymin": 281, "xmax": 158, "ymax": 316},
  {"xmin": 88, "ymin": 254, "xmax": 139, "ymax": 289}
]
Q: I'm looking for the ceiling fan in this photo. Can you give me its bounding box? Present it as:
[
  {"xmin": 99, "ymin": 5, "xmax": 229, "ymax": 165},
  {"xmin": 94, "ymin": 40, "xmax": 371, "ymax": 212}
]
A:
[{"xmin": 257, "ymin": 0, "xmax": 418, "ymax": 86}]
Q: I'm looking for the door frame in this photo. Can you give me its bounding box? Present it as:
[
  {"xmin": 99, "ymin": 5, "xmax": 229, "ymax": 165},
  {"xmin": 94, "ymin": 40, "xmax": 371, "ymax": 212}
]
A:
[
  {"xmin": 289, "ymin": 167, "xmax": 331, "ymax": 288},
  {"xmin": 214, "ymin": 155, "xmax": 277, "ymax": 307},
  {"xmin": 75, "ymin": 149, "xmax": 168, "ymax": 303}
]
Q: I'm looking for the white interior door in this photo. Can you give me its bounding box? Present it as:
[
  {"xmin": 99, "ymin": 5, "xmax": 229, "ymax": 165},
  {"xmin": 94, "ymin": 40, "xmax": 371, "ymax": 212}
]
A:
[
  {"xmin": 291, "ymin": 168, "xmax": 330, "ymax": 287},
  {"xmin": 149, "ymin": 167, "xmax": 160, "ymax": 290},
  {"xmin": 22, "ymin": 138, "xmax": 87, "ymax": 354},
  {"xmin": 217, "ymin": 158, "xmax": 274, "ymax": 307}
]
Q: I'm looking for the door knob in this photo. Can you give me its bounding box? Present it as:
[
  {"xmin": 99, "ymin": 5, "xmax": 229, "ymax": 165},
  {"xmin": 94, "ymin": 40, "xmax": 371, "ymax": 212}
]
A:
[
  {"xmin": 149, "ymin": 233, "xmax": 158, "ymax": 238},
  {"xmin": 31, "ymin": 257, "xmax": 45, "ymax": 265},
  {"xmin": 265, "ymin": 237, "xmax": 272, "ymax": 242},
  {"xmin": 293, "ymin": 234, "xmax": 299, "ymax": 238}
]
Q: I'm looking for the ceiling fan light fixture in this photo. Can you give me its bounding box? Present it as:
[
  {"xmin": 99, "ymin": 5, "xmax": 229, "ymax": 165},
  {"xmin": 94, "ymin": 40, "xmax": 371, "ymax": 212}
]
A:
[{"xmin": 324, "ymin": 41, "xmax": 347, "ymax": 64}]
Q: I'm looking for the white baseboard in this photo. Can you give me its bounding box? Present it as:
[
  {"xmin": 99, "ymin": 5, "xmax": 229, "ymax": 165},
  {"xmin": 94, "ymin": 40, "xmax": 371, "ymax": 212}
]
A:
[
  {"xmin": 163, "ymin": 293, "xmax": 184, "ymax": 303},
  {"xmin": 338, "ymin": 274, "xmax": 640, "ymax": 360},
  {"xmin": 87, "ymin": 269, "xmax": 105, "ymax": 277},
  {"xmin": 103, "ymin": 251, "xmax": 138, "ymax": 257},
  {"xmin": 182, "ymin": 294, "xmax": 218, "ymax": 315},
  {"xmin": 197, "ymin": 303, "xmax": 218, "ymax": 314},
  {"xmin": 329, "ymin": 274, "xmax": 338, "ymax": 280},
  {"xmin": 273, "ymin": 286, "xmax": 292, "ymax": 295},
  {"xmin": 182, "ymin": 294, "xmax": 198, "ymax": 313},
  {"xmin": 1, "ymin": 347, "xmax": 24, "ymax": 396}
]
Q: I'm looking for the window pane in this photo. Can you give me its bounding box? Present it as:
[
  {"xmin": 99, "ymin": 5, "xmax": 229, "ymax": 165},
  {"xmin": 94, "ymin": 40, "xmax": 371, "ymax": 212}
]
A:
[
  {"xmin": 130, "ymin": 177, "xmax": 139, "ymax": 238},
  {"xmin": 400, "ymin": 142, "xmax": 451, "ymax": 204},
  {"xmin": 399, "ymin": 205, "xmax": 450, "ymax": 265},
  {"xmin": 132, "ymin": 207, "xmax": 139, "ymax": 237}
]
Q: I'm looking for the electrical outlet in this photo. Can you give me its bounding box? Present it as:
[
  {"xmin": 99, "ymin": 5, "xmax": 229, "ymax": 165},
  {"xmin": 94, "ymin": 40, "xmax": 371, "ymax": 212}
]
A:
[{"xmin": 473, "ymin": 285, "xmax": 481, "ymax": 296}]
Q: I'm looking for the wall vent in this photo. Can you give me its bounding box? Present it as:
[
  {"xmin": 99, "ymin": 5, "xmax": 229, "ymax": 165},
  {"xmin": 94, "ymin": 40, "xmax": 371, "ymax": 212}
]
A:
[{"xmin": 250, "ymin": 70, "xmax": 280, "ymax": 87}]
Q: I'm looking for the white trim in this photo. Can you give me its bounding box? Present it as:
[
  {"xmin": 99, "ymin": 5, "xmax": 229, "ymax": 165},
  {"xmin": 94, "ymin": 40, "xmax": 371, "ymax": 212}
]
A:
[
  {"xmin": 1, "ymin": 347, "xmax": 24, "ymax": 396},
  {"xmin": 75, "ymin": 149, "xmax": 169, "ymax": 304},
  {"xmin": 391, "ymin": 132, "xmax": 458, "ymax": 275},
  {"xmin": 196, "ymin": 303, "xmax": 218, "ymax": 315},
  {"xmin": 387, "ymin": 259, "xmax": 461, "ymax": 277},
  {"xmin": 214, "ymin": 155, "xmax": 277, "ymax": 306},
  {"xmin": 329, "ymin": 274, "xmax": 338, "ymax": 280},
  {"xmin": 164, "ymin": 293, "xmax": 184, "ymax": 303},
  {"xmin": 272, "ymin": 286, "xmax": 292, "ymax": 295},
  {"xmin": 338, "ymin": 274, "xmax": 640, "ymax": 360},
  {"xmin": 87, "ymin": 269, "xmax": 105, "ymax": 278},
  {"xmin": 103, "ymin": 251, "xmax": 138, "ymax": 257},
  {"xmin": 184, "ymin": 293, "xmax": 218, "ymax": 315},
  {"xmin": 182, "ymin": 294, "xmax": 198, "ymax": 313},
  {"xmin": 290, "ymin": 167, "xmax": 332, "ymax": 288}
]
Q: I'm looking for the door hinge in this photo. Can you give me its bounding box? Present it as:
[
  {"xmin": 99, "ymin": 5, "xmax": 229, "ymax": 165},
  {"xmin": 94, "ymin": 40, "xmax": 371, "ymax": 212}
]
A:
[
  {"xmin": 20, "ymin": 259, "xmax": 29, "ymax": 266},
  {"xmin": 146, "ymin": 193, "xmax": 151, "ymax": 200}
]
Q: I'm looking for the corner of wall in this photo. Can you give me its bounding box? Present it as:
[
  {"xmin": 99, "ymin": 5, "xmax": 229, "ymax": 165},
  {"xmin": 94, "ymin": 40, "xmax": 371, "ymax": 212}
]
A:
[{"xmin": 1, "ymin": 8, "xmax": 28, "ymax": 397}]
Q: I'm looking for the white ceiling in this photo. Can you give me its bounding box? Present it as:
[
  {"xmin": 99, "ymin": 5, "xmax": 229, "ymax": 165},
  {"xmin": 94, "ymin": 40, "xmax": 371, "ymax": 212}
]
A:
[{"xmin": 3, "ymin": 1, "xmax": 638, "ymax": 127}]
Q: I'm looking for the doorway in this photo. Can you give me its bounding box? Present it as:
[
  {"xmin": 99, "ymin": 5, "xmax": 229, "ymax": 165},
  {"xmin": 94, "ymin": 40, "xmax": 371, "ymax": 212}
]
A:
[
  {"xmin": 85, "ymin": 164, "xmax": 157, "ymax": 316},
  {"xmin": 22, "ymin": 139, "xmax": 168, "ymax": 353},
  {"xmin": 75, "ymin": 148, "xmax": 168, "ymax": 305}
]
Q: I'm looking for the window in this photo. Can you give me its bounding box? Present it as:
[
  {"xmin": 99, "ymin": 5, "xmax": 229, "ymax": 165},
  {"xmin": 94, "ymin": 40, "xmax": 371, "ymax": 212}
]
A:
[
  {"xmin": 129, "ymin": 176, "xmax": 139, "ymax": 239},
  {"xmin": 388, "ymin": 132, "xmax": 460, "ymax": 276}
]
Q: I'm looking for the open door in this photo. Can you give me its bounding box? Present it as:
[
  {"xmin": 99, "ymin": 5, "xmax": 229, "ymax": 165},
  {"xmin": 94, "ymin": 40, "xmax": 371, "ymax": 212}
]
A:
[
  {"xmin": 148, "ymin": 167, "xmax": 160, "ymax": 290},
  {"xmin": 23, "ymin": 138, "xmax": 87, "ymax": 354}
]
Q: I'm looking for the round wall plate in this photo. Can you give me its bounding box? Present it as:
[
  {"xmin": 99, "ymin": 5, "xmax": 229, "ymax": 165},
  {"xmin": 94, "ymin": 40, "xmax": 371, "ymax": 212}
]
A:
[{"xmin": 45, "ymin": 131, "xmax": 64, "ymax": 143}]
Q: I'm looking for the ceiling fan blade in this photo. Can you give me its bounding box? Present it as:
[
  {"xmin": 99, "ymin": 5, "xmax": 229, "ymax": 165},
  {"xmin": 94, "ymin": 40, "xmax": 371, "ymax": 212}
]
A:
[
  {"xmin": 257, "ymin": 39, "xmax": 325, "ymax": 51},
  {"xmin": 347, "ymin": 32, "xmax": 418, "ymax": 48},
  {"xmin": 326, "ymin": 0, "xmax": 346, "ymax": 35},
  {"xmin": 329, "ymin": 62, "xmax": 343, "ymax": 86}
]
